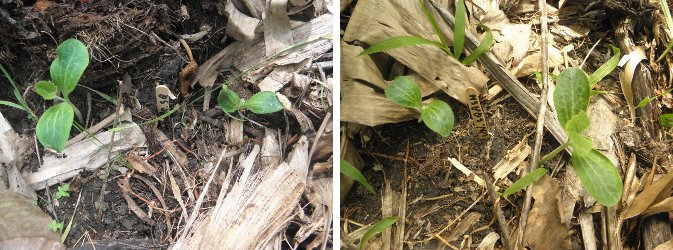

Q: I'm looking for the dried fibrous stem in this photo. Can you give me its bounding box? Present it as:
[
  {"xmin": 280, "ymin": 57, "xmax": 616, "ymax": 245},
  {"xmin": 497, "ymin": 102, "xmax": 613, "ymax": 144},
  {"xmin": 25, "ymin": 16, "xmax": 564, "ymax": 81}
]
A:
[{"xmin": 483, "ymin": 172, "xmax": 512, "ymax": 250}]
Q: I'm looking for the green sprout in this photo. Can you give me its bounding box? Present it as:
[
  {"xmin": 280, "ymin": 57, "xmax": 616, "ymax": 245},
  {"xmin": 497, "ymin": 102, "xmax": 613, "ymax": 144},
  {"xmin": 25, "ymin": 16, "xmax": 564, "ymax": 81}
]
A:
[
  {"xmin": 49, "ymin": 220, "xmax": 64, "ymax": 232},
  {"xmin": 360, "ymin": 216, "xmax": 399, "ymax": 250},
  {"xmin": 34, "ymin": 38, "xmax": 89, "ymax": 153},
  {"xmin": 53, "ymin": 183, "xmax": 71, "ymax": 201},
  {"xmin": 358, "ymin": 0, "xmax": 494, "ymax": 66},
  {"xmin": 217, "ymin": 85, "xmax": 284, "ymax": 114},
  {"xmin": 340, "ymin": 159, "xmax": 375, "ymax": 194},
  {"xmin": 0, "ymin": 64, "xmax": 37, "ymax": 121},
  {"xmin": 385, "ymin": 76, "xmax": 455, "ymax": 137}
]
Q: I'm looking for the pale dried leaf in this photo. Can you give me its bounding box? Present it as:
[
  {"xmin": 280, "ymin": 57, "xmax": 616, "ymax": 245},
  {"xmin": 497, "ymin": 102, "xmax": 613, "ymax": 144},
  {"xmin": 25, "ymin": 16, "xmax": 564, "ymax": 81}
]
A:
[
  {"xmin": 618, "ymin": 48, "xmax": 647, "ymax": 121},
  {"xmin": 476, "ymin": 232, "xmax": 500, "ymax": 250},
  {"xmin": 524, "ymin": 175, "xmax": 572, "ymax": 249},
  {"xmin": 448, "ymin": 157, "xmax": 485, "ymax": 187},
  {"xmin": 654, "ymin": 239, "xmax": 673, "ymax": 250},
  {"xmin": 622, "ymin": 169, "xmax": 673, "ymax": 219},
  {"xmin": 263, "ymin": 0, "xmax": 294, "ymax": 56}
]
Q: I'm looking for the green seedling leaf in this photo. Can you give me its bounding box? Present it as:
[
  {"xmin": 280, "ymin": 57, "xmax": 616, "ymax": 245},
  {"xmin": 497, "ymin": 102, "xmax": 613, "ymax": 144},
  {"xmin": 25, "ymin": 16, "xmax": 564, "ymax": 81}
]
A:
[
  {"xmin": 36, "ymin": 102, "xmax": 74, "ymax": 153},
  {"xmin": 657, "ymin": 40, "xmax": 673, "ymax": 62},
  {"xmin": 360, "ymin": 216, "xmax": 399, "ymax": 250},
  {"xmin": 243, "ymin": 91, "xmax": 284, "ymax": 114},
  {"xmin": 587, "ymin": 46, "xmax": 620, "ymax": 86},
  {"xmin": 502, "ymin": 168, "xmax": 548, "ymax": 197},
  {"xmin": 358, "ymin": 36, "xmax": 447, "ymax": 56},
  {"xmin": 419, "ymin": 0, "xmax": 449, "ymax": 51},
  {"xmin": 49, "ymin": 220, "xmax": 64, "ymax": 232},
  {"xmin": 568, "ymin": 131, "xmax": 592, "ymax": 156},
  {"xmin": 1, "ymin": 64, "xmax": 35, "ymax": 118},
  {"xmin": 50, "ymin": 39, "xmax": 89, "ymax": 98},
  {"xmin": 660, "ymin": 113, "xmax": 673, "ymax": 128},
  {"xmin": 385, "ymin": 76, "xmax": 422, "ymax": 109},
  {"xmin": 35, "ymin": 81, "xmax": 58, "ymax": 100},
  {"xmin": 571, "ymin": 149, "xmax": 623, "ymax": 206},
  {"xmin": 554, "ymin": 68, "xmax": 590, "ymax": 127},
  {"xmin": 636, "ymin": 96, "xmax": 652, "ymax": 109},
  {"xmin": 217, "ymin": 85, "xmax": 242, "ymax": 113},
  {"xmin": 79, "ymin": 85, "xmax": 118, "ymax": 105},
  {"xmin": 590, "ymin": 90, "xmax": 607, "ymax": 96},
  {"xmin": 340, "ymin": 159, "xmax": 375, "ymax": 194},
  {"xmin": 462, "ymin": 25, "xmax": 494, "ymax": 66},
  {"xmin": 0, "ymin": 100, "xmax": 30, "ymax": 112},
  {"xmin": 421, "ymin": 100, "xmax": 455, "ymax": 137},
  {"xmin": 453, "ymin": 0, "xmax": 466, "ymax": 60},
  {"xmin": 658, "ymin": 0, "xmax": 673, "ymax": 62},
  {"xmin": 565, "ymin": 112, "xmax": 590, "ymax": 133},
  {"xmin": 54, "ymin": 183, "xmax": 70, "ymax": 200}
]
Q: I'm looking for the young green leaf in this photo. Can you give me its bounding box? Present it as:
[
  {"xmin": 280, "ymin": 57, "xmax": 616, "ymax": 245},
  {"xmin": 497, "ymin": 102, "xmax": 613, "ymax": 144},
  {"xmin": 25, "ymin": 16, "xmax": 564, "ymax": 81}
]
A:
[
  {"xmin": 358, "ymin": 36, "xmax": 447, "ymax": 56},
  {"xmin": 462, "ymin": 25, "xmax": 494, "ymax": 66},
  {"xmin": 567, "ymin": 131, "xmax": 592, "ymax": 156},
  {"xmin": 587, "ymin": 46, "xmax": 620, "ymax": 86},
  {"xmin": 340, "ymin": 159, "xmax": 375, "ymax": 194},
  {"xmin": 242, "ymin": 91, "xmax": 284, "ymax": 114},
  {"xmin": 502, "ymin": 168, "xmax": 548, "ymax": 197},
  {"xmin": 1, "ymin": 63, "xmax": 34, "ymax": 118},
  {"xmin": 453, "ymin": 0, "xmax": 466, "ymax": 60},
  {"xmin": 385, "ymin": 76, "xmax": 422, "ymax": 109},
  {"xmin": 217, "ymin": 85, "xmax": 242, "ymax": 113},
  {"xmin": 360, "ymin": 216, "xmax": 399, "ymax": 250},
  {"xmin": 658, "ymin": 0, "xmax": 673, "ymax": 62},
  {"xmin": 636, "ymin": 96, "xmax": 652, "ymax": 109},
  {"xmin": 571, "ymin": 149, "xmax": 623, "ymax": 206},
  {"xmin": 421, "ymin": 100, "xmax": 455, "ymax": 137},
  {"xmin": 419, "ymin": 0, "xmax": 449, "ymax": 50},
  {"xmin": 49, "ymin": 220, "xmax": 64, "ymax": 232},
  {"xmin": 553, "ymin": 68, "xmax": 590, "ymax": 127},
  {"xmin": 50, "ymin": 38, "xmax": 89, "ymax": 98},
  {"xmin": 660, "ymin": 113, "xmax": 673, "ymax": 128},
  {"xmin": 0, "ymin": 100, "xmax": 31, "ymax": 112},
  {"xmin": 35, "ymin": 81, "xmax": 58, "ymax": 100},
  {"xmin": 565, "ymin": 112, "xmax": 590, "ymax": 133},
  {"xmin": 36, "ymin": 102, "xmax": 74, "ymax": 153}
]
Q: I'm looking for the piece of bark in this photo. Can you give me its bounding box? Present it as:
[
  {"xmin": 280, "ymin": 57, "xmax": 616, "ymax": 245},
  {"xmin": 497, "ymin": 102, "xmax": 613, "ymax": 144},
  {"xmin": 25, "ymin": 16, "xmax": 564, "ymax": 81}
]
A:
[
  {"xmin": 26, "ymin": 122, "xmax": 147, "ymax": 190},
  {"xmin": 643, "ymin": 213, "xmax": 673, "ymax": 250},
  {"xmin": 226, "ymin": 118, "xmax": 244, "ymax": 144},
  {"xmin": 260, "ymin": 127, "xmax": 281, "ymax": 167}
]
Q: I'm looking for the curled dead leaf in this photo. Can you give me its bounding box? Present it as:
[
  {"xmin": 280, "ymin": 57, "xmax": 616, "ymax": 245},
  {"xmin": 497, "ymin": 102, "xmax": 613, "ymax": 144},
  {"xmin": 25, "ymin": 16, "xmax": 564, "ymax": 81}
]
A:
[
  {"xmin": 127, "ymin": 154, "xmax": 157, "ymax": 175},
  {"xmin": 179, "ymin": 61, "xmax": 199, "ymax": 95}
]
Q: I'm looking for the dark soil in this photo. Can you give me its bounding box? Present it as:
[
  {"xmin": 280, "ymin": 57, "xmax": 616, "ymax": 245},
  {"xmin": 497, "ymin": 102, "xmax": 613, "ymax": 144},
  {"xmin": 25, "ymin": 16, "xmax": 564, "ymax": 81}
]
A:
[{"xmin": 1, "ymin": 0, "xmax": 331, "ymax": 248}]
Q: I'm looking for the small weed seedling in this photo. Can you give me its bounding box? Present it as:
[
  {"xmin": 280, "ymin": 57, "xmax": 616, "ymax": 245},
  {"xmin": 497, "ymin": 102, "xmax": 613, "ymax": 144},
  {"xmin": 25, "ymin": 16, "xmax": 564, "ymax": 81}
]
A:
[
  {"xmin": 340, "ymin": 159, "xmax": 375, "ymax": 194},
  {"xmin": 49, "ymin": 220, "xmax": 64, "ymax": 232},
  {"xmin": 385, "ymin": 76, "xmax": 455, "ymax": 137},
  {"xmin": 506, "ymin": 47, "xmax": 623, "ymax": 206},
  {"xmin": 0, "ymin": 64, "xmax": 37, "ymax": 120},
  {"xmin": 53, "ymin": 183, "xmax": 71, "ymax": 201},
  {"xmin": 217, "ymin": 85, "xmax": 285, "ymax": 115},
  {"xmin": 360, "ymin": 216, "xmax": 399, "ymax": 250},
  {"xmin": 34, "ymin": 38, "xmax": 89, "ymax": 153},
  {"xmin": 359, "ymin": 0, "xmax": 494, "ymax": 66}
]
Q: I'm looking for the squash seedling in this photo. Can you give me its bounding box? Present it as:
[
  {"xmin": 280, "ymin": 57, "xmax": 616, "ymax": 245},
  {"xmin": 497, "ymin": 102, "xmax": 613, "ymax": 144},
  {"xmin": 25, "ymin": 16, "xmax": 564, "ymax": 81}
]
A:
[
  {"xmin": 34, "ymin": 38, "xmax": 89, "ymax": 153},
  {"xmin": 49, "ymin": 220, "xmax": 64, "ymax": 232},
  {"xmin": 53, "ymin": 183, "xmax": 71, "ymax": 201},
  {"xmin": 386, "ymin": 76, "xmax": 455, "ymax": 137},
  {"xmin": 505, "ymin": 47, "xmax": 623, "ymax": 207},
  {"xmin": 217, "ymin": 85, "xmax": 285, "ymax": 114},
  {"xmin": 358, "ymin": 0, "xmax": 494, "ymax": 66}
]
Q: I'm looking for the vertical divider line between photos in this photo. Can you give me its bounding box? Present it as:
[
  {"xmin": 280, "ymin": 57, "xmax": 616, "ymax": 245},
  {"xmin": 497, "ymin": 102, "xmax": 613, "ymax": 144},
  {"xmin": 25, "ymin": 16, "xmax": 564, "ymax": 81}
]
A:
[{"xmin": 332, "ymin": 0, "xmax": 342, "ymax": 247}]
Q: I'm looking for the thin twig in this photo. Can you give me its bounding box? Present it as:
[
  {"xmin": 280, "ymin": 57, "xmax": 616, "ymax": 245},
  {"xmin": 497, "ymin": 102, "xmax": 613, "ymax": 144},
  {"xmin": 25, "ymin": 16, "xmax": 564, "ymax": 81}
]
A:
[
  {"xmin": 516, "ymin": 0, "xmax": 551, "ymax": 247},
  {"xmin": 483, "ymin": 172, "xmax": 512, "ymax": 250}
]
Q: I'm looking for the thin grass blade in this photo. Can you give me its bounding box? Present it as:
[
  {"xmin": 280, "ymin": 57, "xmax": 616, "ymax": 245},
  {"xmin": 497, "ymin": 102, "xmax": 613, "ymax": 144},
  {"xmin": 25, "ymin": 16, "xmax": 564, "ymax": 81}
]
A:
[
  {"xmin": 360, "ymin": 216, "xmax": 399, "ymax": 250},
  {"xmin": 462, "ymin": 25, "xmax": 494, "ymax": 66},
  {"xmin": 358, "ymin": 36, "xmax": 447, "ymax": 56},
  {"xmin": 0, "ymin": 100, "xmax": 29, "ymax": 112},
  {"xmin": 340, "ymin": 159, "xmax": 376, "ymax": 194},
  {"xmin": 0, "ymin": 64, "xmax": 32, "ymax": 114},
  {"xmin": 419, "ymin": 0, "xmax": 451, "ymax": 55},
  {"xmin": 587, "ymin": 45, "xmax": 620, "ymax": 86},
  {"xmin": 453, "ymin": 0, "xmax": 467, "ymax": 60},
  {"xmin": 502, "ymin": 168, "xmax": 548, "ymax": 197}
]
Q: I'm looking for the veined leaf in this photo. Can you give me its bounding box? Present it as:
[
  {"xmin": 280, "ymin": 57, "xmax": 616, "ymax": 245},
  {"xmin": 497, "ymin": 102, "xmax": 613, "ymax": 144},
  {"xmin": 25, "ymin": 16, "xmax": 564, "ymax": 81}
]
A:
[
  {"xmin": 242, "ymin": 92, "xmax": 284, "ymax": 114},
  {"xmin": 360, "ymin": 217, "xmax": 399, "ymax": 250},
  {"xmin": 502, "ymin": 168, "xmax": 548, "ymax": 197},
  {"xmin": 453, "ymin": 0, "xmax": 466, "ymax": 60},
  {"xmin": 553, "ymin": 68, "xmax": 590, "ymax": 127},
  {"xmin": 421, "ymin": 100, "xmax": 455, "ymax": 137},
  {"xmin": 419, "ymin": 0, "xmax": 450, "ymax": 52},
  {"xmin": 36, "ymin": 102, "xmax": 74, "ymax": 153},
  {"xmin": 565, "ymin": 112, "xmax": 590, "ymax": 133},
  {"xmin": 463, "ymin": 24, "xmax": 494, "ymax": 66},
  {"xmin": 35, "ymin": 81, "xmax": 58, "ymax": 100},
  {"xmin": 385, "ymin": 76, "xmax": 422, "ymax": 109},
  {"xmin": 217, "ymin": 85, "xmax": 242, "ymax": 113},
  {"xmin": 660, "ymin": 113, "xmax": 673, "ymax": 128},
  {"xmin": 568, "ymin": 131, "xmax": 592, "ymax": 156},
  {"xmin": 587, "ymin": 45, "xmax": 620, "ymax": 86},
  {"xmin": 50, "ymin": 39, "xmax": 89, "ymax": 98},
  {"xmin": 571, "ymin": 149, "xmax": 623, "ymax": 207},
  {"xmin": 358, "ymin": 36, "xmax": 447, "ymax": 56},
  {"xmin": 340, "ymin": 159, "xmax": 375, "ymax": 194}
]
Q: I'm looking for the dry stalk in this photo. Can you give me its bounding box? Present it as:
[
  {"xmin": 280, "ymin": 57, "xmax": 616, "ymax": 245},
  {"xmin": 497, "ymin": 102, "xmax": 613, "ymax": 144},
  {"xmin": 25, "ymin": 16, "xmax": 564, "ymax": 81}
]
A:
[{"xmin": 483, "ymin": 172, "xmax": 512, "ymax": 250}]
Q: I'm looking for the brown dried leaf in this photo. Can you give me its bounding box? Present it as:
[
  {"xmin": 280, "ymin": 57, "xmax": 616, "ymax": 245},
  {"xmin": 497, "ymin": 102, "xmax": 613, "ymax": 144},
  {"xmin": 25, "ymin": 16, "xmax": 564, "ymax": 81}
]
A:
[
  {"xmin": 179, "ymin": 61, "xmax": 199, "ymax": 95},
  {"xmin": 621, "ymin": 169, "xmax": 673, "ymax": 219},
  {"xmin": 126, "ymin": 154, "xmax": 157, "ymax": 176},
  {"xmin": 524, "ymin": 175, "xmax": 572, "ymax": 249}
]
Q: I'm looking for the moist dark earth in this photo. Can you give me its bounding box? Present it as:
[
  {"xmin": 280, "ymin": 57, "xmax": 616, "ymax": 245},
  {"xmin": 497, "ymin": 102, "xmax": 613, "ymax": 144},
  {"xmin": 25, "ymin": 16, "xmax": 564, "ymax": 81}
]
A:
[{"xmin": 1, "ymin": 0, "xmax": 330, "ymax": 248}]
